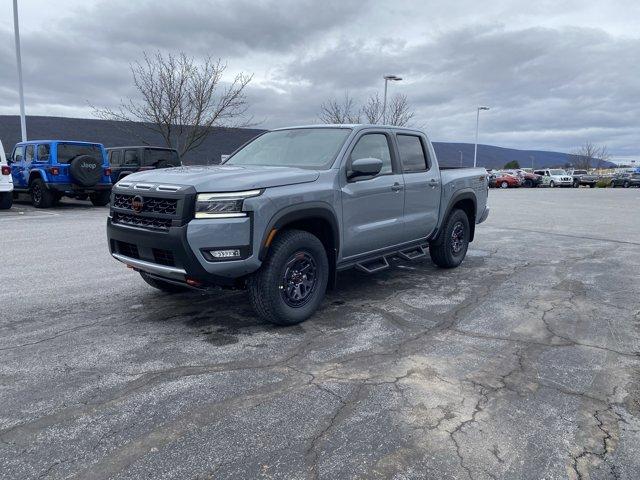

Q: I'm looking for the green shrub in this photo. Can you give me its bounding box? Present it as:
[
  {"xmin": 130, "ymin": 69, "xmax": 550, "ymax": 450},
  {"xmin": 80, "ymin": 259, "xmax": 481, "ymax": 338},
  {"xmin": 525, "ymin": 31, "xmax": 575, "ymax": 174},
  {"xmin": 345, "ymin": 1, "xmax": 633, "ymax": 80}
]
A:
[{"xmin": 596, "ymin": 178, "xmax": 612, "ymax": 188}]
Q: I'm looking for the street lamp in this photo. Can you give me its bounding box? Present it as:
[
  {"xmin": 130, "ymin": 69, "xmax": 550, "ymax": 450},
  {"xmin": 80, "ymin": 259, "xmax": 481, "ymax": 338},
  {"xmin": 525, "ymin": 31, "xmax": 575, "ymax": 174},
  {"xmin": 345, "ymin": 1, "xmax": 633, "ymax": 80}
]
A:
[
  {"xmin": 459, "ymin": 150, "xmax": 463, "ymax": 167},
  {"xmin": 382, "ymin": 75, "xmax": 402, "ymax": 124},
  {"xmin": 13, "ymin": 0, "xmax": 27, "ymax": 142},
  {"xmin": 473, "ymin": 106, "xmax": 490, "ymax": 168}
]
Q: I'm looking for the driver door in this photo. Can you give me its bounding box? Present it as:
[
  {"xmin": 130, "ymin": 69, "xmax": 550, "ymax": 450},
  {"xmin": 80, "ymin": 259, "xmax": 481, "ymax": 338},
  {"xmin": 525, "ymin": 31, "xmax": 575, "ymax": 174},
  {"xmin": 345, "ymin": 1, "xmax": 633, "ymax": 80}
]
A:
[{"xmin": 340, "ymin": 131, "xmax": 405, "ymax": 259}]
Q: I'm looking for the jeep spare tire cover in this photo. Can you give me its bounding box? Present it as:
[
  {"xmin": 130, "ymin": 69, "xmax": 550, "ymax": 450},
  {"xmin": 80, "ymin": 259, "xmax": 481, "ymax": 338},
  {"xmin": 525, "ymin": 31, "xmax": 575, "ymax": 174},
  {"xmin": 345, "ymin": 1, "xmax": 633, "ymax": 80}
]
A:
[{"xmin": 70, "ymin": 155, "xmax": 102, "ymax": 186}]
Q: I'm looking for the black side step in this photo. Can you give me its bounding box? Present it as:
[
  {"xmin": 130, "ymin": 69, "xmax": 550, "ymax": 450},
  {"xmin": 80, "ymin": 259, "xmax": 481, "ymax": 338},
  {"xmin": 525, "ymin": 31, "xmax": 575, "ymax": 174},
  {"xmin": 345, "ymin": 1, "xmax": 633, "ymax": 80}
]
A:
[
  {"xmin": 355, "ymin": 256, "xmax": 390, "ymax": 274},
  {"xmin": 397, "ymin": 245, "xmax": 427, "ymax": 261}
]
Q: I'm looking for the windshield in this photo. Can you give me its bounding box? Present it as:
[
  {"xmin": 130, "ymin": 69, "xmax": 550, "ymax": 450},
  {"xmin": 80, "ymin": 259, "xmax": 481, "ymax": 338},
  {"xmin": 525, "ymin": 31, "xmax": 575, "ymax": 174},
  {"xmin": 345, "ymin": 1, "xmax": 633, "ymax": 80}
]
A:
[
  {"xmin": 56, "ymin": 143, "xmax": 103, "ymax": 164},
  {"xmin": 550, "ymin": 169, "xmax": 567, "ymax": 175},
  {"xmin": 226, "ymin": 128, "xmax": 352, "ymax": 169},
  {"xmin": 574, "ymin": 170, "xmax": 587, "ymax": 175}
]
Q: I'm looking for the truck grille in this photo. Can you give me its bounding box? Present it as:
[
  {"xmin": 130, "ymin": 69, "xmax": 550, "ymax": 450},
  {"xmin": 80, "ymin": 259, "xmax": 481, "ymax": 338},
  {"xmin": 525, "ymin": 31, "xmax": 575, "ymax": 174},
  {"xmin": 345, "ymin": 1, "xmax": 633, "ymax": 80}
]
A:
[
  {"xmin": 152, "ymin": 248, "xmax": 175, "ymax": 266},
  {"xmin": 112, "ymin": 212, "xmax": 172, "ymax": 231},
  {"xmin": 117, "ymin": 241, "xmax": 139, "ymax": 259},
  {"xmin": 113, "ymin": 194, "xmax": 178, "ymax": 215}
]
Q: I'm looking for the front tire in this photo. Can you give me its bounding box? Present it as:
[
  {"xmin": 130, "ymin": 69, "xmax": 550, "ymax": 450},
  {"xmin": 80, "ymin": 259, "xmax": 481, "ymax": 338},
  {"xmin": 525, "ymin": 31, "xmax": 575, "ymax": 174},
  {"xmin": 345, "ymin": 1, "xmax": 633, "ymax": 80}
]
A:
[
  {"xmin": 0, "ymin": 192, "xmax": 12, "ymax": 209},
  {"xmin": 248, "ymin": 229, "xmax": 328, "ymax": 326},
  {"xmin": 549, "ymin": 180, "xmax": 555, "ymax": 188},
  {"xmin": 429, "ymin": 209, "xmax": 470, "ymax": 268},
  {"xmin": 500, "ymin": 181, "xmax": 508, "ymax": 189},
  {"xmin": 30, "ymin": 178, "xmax": 55, "ymax": 208},
  {"xmin": 140, "ymin": 272, "xmax": 190, "ymax": 293},
  {"xmin": 623, "ymin": 181, "xmax": 630, "ymax": 188},
  {"xmin": 90, "ymin": 190, "xmax": 111, "ymax": 206}
]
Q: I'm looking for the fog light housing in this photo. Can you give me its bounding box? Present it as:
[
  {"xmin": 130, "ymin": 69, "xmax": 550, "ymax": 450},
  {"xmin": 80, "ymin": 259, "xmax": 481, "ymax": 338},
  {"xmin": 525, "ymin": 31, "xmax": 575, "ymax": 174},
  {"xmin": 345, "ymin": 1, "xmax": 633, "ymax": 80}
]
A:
[{"xmin": 209, "ymin": 249, "xmax": 241, "ymax": 259}]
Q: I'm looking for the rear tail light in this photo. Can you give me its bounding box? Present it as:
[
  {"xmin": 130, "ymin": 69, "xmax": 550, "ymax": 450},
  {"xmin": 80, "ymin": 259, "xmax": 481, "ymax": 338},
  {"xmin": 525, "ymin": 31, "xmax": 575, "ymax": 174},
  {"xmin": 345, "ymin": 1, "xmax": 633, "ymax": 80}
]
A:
[
  {"xmin": 49, "ymin": 166, "xmax": 60, "ymax": 176},
  {"xmin": 104, "ymin": 167, "xmax": 112, "ymax": 176},
  {"xmin": 1, "ymin": 165, "xmax": 10, "ymax": 175}
]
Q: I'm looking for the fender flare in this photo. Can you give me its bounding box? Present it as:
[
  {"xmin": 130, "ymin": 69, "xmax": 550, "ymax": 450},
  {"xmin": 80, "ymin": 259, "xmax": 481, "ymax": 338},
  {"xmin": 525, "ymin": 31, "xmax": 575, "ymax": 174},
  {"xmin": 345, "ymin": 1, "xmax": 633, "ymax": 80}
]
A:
[
  {"xmin": 258, "ymin": 202, "xmax": 340, "ymax": 261},
  {"xmin": 431, "ymin": 190, "xmax": 478, "ymax": 244},
  {"xmin": 28, "ymin": 169, "xmax": 49, "ymax": 186}
]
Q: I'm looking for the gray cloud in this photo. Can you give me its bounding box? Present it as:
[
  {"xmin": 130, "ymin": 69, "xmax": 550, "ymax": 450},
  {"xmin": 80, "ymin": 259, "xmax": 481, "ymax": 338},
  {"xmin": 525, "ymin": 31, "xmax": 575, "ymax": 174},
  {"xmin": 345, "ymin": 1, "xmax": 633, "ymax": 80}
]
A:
[{"xmin": 0, "ymin": 0, "xmax": 639, "ymax": 157}]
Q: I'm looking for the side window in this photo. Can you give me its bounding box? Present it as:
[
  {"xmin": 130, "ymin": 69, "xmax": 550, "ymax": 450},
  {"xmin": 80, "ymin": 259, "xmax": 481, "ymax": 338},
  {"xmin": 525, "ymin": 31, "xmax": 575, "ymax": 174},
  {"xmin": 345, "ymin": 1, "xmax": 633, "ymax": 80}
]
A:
[
  {"xmin": 37, "ymin": 144, "xmax": 50, "ymax": 162},
  {"xmin": 25, "ymin": 145, "xmax": 35, "ymax": 162},
  {"xmin": 397, "ymin": 134, "xmax": 428, "ymax": 172},
  {"xmin": 123, "ymin": 150, "xmax": 139, "ymax": 166},
  {"xmin": 349, "ymin": 134, "xmax": 392, "ymax": 175},
  {"xmin": 13, "ymin": 146, "xmax": 25, "ymax": 162},
  {"xmin": 110, "ymin": 151, "xmax": 122, "ymax": 167}
]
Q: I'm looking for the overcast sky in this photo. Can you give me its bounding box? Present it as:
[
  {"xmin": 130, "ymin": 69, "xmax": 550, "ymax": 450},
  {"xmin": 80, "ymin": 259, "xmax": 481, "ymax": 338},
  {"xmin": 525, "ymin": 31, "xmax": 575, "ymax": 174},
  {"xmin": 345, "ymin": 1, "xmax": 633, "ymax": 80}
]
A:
[{"xmin": 1, "ymin": 0, "xmax": 638, "ymax": 158}]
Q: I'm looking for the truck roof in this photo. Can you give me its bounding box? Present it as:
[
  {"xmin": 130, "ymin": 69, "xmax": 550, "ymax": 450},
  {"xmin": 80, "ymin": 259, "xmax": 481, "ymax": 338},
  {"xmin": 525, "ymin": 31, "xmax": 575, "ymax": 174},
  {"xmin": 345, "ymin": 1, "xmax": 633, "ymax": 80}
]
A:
[{"xmin": 271, "ymin": 124, "xmax": 424, "ymax": 134}]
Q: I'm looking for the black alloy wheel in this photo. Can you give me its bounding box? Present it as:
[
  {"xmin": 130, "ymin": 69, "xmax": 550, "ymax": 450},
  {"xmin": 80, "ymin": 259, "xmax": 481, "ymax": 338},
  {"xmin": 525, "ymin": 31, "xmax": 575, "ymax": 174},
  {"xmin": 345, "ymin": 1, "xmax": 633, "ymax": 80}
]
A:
[{"xmin": 280, "ymin": 251, "xmax": 318, "ymax": 308}]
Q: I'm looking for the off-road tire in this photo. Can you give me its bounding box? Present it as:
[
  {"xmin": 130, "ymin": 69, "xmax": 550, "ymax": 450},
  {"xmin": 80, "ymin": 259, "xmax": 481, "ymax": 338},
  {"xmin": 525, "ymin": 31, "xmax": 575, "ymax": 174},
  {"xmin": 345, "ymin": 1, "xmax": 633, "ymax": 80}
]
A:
[
  {"xmin": 140, "ymin": 272, "xmax": 190, "ymax": 293},
  {"xmin": 429, "ymin": 209, "xmax": 470, "ymax": 269},
  {"xmin": 30, "ymin": 178, "xmax": 55, "ymax": 208},
  {"xmin": 0, "ymin": 192, "xmax": 12, "ymax": 210},
  {"xmin": 90, "ymin": 190, "xmax": 111, "ymax": 206},
  {"xmin": 248, "ymin": 229, "xmax": 328, "ymax": 326}
]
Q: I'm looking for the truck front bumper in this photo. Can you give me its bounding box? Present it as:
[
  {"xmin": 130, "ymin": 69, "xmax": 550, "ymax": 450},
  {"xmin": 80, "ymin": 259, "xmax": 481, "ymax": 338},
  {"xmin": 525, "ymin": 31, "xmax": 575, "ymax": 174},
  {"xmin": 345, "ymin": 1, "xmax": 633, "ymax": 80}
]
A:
[{"xmin": 107, "ymin": 216, "xmax": 262, "ymax": 288}]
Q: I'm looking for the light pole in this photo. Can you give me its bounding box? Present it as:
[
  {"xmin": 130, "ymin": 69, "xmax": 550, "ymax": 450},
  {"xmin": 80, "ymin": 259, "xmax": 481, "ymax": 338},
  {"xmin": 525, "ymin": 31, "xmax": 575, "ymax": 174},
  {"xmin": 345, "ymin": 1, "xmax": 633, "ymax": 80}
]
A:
[
  {"xmin": 459, "ymin": 150, "xmax": 463, "ymax": 167},
  {"xmin": 382, "ymin": 75, "xmax": 402, "ymax": 124},
  {"xmin": 13, "ymin": 0, "xmax": 27, "ymax": 142},
  {"xmin": 473, "ymin": 106, "xmax": 490, "ymax": 168}
]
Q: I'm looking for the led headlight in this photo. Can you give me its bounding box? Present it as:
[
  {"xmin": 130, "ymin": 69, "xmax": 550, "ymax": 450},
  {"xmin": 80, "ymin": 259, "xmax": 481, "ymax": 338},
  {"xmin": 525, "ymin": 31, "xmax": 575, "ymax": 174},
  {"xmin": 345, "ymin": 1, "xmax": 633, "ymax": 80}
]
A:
[{"xmin": 195, "ymin": 189, "xmax": 261, "ymax": 218}]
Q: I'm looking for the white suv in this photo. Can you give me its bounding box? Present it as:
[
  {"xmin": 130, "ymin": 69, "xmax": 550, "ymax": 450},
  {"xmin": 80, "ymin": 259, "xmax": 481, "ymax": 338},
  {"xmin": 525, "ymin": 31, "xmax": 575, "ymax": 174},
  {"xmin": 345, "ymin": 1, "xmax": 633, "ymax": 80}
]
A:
[
  {"xmin": 534, "ymin": 169, "xmax": 573, "ymax": 188},
  {"xmin": 1, "ymin": 140, "xmax": 14, "ymax": 209}
]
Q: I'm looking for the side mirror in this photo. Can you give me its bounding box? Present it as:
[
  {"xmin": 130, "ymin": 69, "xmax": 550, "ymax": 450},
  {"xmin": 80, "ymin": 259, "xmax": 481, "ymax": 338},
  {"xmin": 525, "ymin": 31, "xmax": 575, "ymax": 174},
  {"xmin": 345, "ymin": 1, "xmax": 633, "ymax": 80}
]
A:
[{"xmin": 348, "ymin": 157, "xmax": 383, "ymax": 180}]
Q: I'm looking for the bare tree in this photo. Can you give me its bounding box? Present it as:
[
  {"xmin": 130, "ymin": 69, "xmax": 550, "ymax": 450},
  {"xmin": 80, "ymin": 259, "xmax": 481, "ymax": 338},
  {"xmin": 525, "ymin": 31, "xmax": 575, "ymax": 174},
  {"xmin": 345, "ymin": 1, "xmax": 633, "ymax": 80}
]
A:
[
  {"xmin": 570, "ymin": 141, "xmax": 611, "ymax": 170},
  {"xmin": 320, "ymin": 91, "xmax": 415, "ymax": 126},
  {"xmin": 318, "ymin": 92, "xmax": 361, "ymax": 123},
  {"xmin": 361, "ymin": 93, "xmax": 383, "ymax": 123},
  {"xmin": 385, "ymin": 94, "xmax": 414, "ymax": 127},
  {"xmin": 93, "ymin": 51, "xmax": 253, "ymax": 157}
]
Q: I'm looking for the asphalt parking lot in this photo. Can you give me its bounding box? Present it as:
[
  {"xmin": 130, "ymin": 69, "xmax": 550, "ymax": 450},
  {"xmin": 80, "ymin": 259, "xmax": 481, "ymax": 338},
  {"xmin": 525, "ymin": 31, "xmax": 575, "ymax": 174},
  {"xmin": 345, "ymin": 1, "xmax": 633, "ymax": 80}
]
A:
[{"xmin": 1, "ymin": 189, "xmax": 639, "ymax": 480}]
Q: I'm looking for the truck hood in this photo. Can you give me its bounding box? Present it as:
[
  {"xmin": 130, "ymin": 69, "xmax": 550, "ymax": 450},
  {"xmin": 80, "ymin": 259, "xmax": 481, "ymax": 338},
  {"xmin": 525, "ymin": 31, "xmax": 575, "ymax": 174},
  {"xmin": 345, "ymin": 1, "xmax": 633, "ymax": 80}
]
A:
[{"xmin": 120, "ymin": 165, "xmax": 320, "ymax": 191}]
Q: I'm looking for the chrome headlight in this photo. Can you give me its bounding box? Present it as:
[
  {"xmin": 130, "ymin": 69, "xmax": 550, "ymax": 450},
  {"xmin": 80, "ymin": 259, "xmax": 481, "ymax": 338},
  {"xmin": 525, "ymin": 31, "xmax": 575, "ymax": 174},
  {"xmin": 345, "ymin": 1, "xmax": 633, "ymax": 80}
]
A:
[{"xmin": 195, "ymin": 189, "xmax": 261, "ymax": 218}]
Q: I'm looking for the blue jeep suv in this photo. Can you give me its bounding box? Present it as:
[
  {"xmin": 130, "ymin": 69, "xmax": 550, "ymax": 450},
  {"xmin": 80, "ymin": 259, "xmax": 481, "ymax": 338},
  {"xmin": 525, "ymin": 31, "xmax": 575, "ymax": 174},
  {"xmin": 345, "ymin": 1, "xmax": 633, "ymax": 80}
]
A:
[{"xmin": 9, "ymin": 140, "xmax": 112, "ymax": 207}]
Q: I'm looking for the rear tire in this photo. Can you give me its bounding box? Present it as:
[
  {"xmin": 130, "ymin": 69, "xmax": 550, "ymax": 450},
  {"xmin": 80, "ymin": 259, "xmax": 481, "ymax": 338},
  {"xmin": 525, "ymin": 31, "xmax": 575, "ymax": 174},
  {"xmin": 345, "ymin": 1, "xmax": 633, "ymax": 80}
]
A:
[
  {"xmin": 90, "ymin": 190, "xmax": 111, "ymax": 206},
  {"xmin": 623, "ymin": 181, "xmax": 630, "ymax": 188},
  {"xmin": 0, "ymin": 192, "xmax": 12, "ymax": 209},
  {"xmin": 30, "ymin": 178, "xmax": 55, "ymax": 208},
  {"xmin": 429, "ymin": 209, "xmax": 470, "ymax": 269},
  {"xmin": 248, "ymin": 229, "xmax": 328, "ymax": 326},
  {"xmin": 140, "ymin": 272, "xmax": 190, "ymax": 293}
]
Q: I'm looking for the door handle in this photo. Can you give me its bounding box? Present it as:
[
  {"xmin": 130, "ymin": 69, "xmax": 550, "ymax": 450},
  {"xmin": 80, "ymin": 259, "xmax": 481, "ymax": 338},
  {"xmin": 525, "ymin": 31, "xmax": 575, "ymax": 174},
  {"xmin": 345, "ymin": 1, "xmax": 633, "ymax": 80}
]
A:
[
  {"xmin": 391, "ymin": 182, "xmax": 403, "ymax": 192},
  {"xmin": 429, "ymin": 178, "xmax": 440, "ymax": 187}
]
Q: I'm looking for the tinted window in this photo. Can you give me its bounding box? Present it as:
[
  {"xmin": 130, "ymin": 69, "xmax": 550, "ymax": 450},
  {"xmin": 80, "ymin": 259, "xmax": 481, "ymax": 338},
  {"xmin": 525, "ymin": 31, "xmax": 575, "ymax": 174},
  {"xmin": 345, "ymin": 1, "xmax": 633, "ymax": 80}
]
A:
[
  {"xmin": 124, "ymin": 150, "xmax": 139, "ymax": 166},
  {"xmin": 37, "ymin": 144, "xmax": 50, "ymax": 161},
  {"xmin": 397, "ymin": 134, "xmax": 428, "ymax": 172},
  {"xmin": 25, "ymin": 145, "xmax": 34, "ymax": 162},
  {"xmin": 109, "ymin": 151, "xmax": 122, "ymax": 166},
  {"xmin": 13, "ymin": 146, "xmax": 25, "ymax": 162},
  {"xmin": 145, "ymin": 149, "xmax": 180, "ymax": 167},
  {"xmin": 226, "ymin": 128, "xmax": 351, "ymax": 169},
  {"xmin": 56, "ymin": 144, "xmax": 103, "ymax": 164},
  {"xmin": 350, "ymin": 133, "xmax": 392, "ymax": 175}
]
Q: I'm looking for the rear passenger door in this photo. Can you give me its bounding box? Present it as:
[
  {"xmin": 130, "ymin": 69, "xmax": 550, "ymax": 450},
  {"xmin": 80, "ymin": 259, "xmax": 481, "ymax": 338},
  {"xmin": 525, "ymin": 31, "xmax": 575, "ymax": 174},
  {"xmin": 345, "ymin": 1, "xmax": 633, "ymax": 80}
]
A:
[
  {"xmin": 340, "ymin": 131, "xmax": 406, "ymax": 259},
  {"xmin": 396, "ymin": 133, "xmax": 441, "ymax": 241}
]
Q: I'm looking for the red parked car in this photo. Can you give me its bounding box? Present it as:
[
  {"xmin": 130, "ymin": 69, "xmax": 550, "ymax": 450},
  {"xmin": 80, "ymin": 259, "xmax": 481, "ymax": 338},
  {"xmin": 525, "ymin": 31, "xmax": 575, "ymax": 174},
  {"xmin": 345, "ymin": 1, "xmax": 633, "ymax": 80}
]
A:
[{"xmin": 489, "ymin": 173, "xmax": 521, "ymax": 188}]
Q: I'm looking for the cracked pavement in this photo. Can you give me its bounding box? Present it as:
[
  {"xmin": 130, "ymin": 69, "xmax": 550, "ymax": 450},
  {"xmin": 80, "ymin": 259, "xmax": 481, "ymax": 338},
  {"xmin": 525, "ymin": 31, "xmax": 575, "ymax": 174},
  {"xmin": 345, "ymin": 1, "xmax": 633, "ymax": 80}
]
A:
[{"xmin": 1, "ymin": 189, "xmax": 639, "ymax": 479}]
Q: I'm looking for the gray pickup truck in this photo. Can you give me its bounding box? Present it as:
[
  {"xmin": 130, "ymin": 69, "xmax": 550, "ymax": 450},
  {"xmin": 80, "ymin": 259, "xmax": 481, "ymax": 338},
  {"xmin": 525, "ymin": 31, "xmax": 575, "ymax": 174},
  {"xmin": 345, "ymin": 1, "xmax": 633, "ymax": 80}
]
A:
[{"xmin": 106, "ymin": 125, "xmax": 489, "ymax": 325}]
